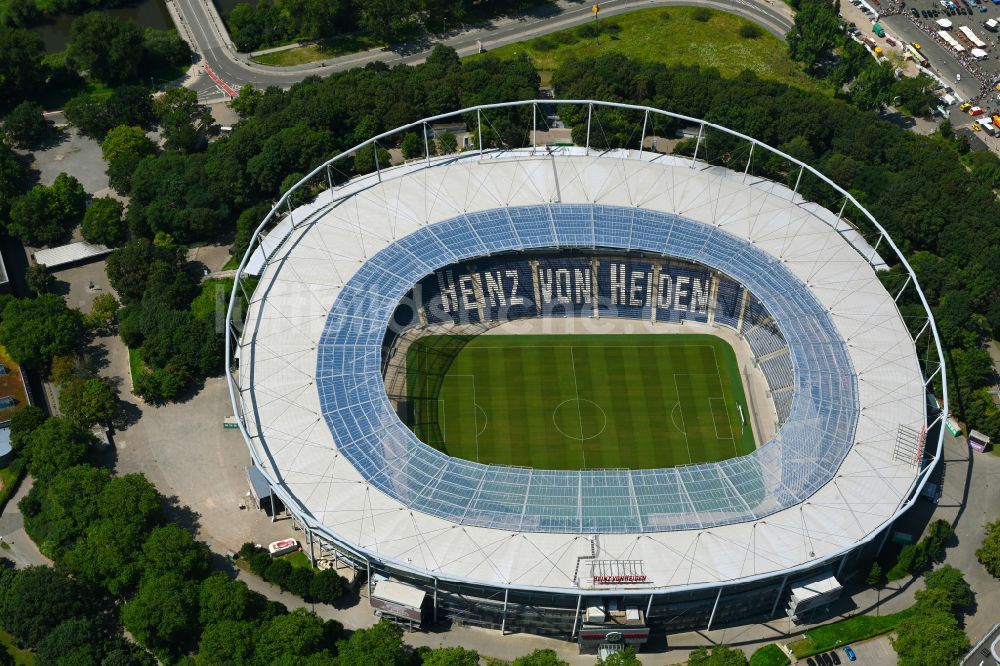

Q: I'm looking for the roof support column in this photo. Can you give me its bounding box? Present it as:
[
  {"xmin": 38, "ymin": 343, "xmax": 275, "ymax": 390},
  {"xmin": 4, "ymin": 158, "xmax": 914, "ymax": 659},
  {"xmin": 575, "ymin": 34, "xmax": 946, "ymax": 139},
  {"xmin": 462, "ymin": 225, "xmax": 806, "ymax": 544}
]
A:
[
  {"xmin": 706, "ymin": 587, "xmax": 723, "ymax": 632},
  {"xmin": 743, "ymin": 142, "xmax": 755, "ymax": 182},
  {"xmin": 326, "ymin": 164, "xmax": 333, "ymax": 191},
  {"xmin": 586, "ymin": 103, "xmax": 593, "ymax": 153},
  {"xmin": 691, "ymin": 123, "xmax": 704, "ymax": 168},
  {"xmin": 532, "ymin": 103, "xmax": 537, "ymax": 154},
  {"xmin": 433, "ymin": 578, "xmax": 438, "ymax": 624},
  {"xmin": 366, "ymin": 558, "xmax": 372, "ymax": 598},
  {"xmin": 645, "ymin": 593, "xmax": 654, "ymax": 622},
  {"xmin": 894, "ymin": 274, "xmax": 912, "ymax": 303},
  {"xmin": 835, "ymin": 197, "xmax": 848, "ymax": 231},
  {"xmin": 500, "ymin": 588, "xmax": 509, "ymax": 634},
  {"xmin": 925, "ymin": 364, "xmax": 943, "ymax": 387},
  {"xmin": 571, "ymin": 594, "xmax": 583, "ymax": 638},
  {"xmin": 837, "ymin": 552, "xmax": 849, "ymax": 578},
  {"xmin": 424, "ymin": 123, "xmax": 430, "ymax": 165},
  {"xmin": 373, "ymin": 143, "xmax": 382, "ymax": 183},
  {"xmin": 792, "ymin": 164, "xmax": 804, "ymax": 198},
  {"xmin": 269, "ymin": 487, "xmax": 275, "ymax": 523},
  {"xmin": 477, "ymin": 109, "xmax": 483, "ymax": 158},
  {"xmin": 770, "ymin": 574, "xmax": 789, "ymax": 618},
  {"xmin": 307, "ymin": 524, "xmax": 315, "ymax": 568},
  {"xmin": 638, "ymin": 109, "xmax": 649, "ymax": 158}
]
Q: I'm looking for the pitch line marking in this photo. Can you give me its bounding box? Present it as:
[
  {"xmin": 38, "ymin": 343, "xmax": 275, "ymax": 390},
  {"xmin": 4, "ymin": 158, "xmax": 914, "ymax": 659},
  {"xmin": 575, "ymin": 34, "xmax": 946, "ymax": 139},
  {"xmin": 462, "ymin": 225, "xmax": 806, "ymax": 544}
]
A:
[
  {"xmin": 569, "ymin": 346, "xmax": 587, "ymax": 469},
  {"xmin": 709, "ymin": 343, "xmax": 741, "ymax": 458},
  {"xmin": 672, "ymin": 374, "xmax": 694, "ymax": 466},
  {"xmin": 708, "ymin": 397, "xmax": 735, "ymax": 441},
  {"xmin": 552, "ymin": 398, "xmax": 608, "ymax": 442}
]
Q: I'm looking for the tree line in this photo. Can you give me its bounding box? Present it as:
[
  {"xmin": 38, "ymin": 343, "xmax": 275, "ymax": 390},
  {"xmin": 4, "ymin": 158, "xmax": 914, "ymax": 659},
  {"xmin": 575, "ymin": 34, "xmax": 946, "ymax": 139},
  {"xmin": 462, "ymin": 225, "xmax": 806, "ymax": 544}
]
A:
[
  {"xmin": 227, "ymin": 0, "xmax": 547, "ymax": 52},
  {"xmin": 4, "ymin": 406, "xmax": 584, "ymax": 664}
]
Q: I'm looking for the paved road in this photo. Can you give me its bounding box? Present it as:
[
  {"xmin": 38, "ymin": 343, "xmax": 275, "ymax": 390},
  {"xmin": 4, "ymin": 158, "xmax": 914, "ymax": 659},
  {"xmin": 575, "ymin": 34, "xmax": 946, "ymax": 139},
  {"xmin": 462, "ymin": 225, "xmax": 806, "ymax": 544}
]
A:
[{"xmin": 171, "ymin": 0, "xmax": 794, "ymax": 95}]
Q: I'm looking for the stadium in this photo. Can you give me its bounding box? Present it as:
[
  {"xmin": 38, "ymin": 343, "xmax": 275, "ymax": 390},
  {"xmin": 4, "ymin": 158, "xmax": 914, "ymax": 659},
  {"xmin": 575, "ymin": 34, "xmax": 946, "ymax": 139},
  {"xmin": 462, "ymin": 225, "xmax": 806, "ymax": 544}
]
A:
[{"xmin": 227, "ymin": 100, "xmax": 946, "ymax": 652}]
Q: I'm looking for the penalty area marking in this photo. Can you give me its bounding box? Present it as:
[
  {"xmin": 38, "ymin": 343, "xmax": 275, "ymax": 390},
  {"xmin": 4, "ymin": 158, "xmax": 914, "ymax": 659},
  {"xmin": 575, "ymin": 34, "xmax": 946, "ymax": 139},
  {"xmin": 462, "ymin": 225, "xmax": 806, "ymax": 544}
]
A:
[{"xmin": 708, "ymin": 397, "xmax": 735, "ymax": 441}]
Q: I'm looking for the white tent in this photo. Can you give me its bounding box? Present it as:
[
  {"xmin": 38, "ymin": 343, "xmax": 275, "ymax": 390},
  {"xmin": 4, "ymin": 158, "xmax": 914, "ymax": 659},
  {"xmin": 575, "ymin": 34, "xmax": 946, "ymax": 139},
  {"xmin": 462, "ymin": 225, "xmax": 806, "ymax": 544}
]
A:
[{"xmin": 936, "ymin": 17, "xmax": 953, "ymax": 29}]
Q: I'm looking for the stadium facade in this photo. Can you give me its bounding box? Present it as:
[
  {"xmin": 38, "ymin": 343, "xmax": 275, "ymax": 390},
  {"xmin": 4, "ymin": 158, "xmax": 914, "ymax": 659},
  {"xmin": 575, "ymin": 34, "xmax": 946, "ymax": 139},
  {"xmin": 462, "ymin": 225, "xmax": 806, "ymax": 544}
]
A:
[{"xmin": 227, "ymin": 101, "xmax": 946, "ymax": 650}]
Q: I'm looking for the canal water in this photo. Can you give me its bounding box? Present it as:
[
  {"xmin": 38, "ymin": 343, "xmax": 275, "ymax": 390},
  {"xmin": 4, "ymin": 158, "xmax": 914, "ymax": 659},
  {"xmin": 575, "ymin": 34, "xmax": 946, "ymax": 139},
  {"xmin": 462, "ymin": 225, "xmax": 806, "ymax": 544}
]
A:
[{"xmin": 32, "ymin": 0, "xmax": 250, "ymax": 52}]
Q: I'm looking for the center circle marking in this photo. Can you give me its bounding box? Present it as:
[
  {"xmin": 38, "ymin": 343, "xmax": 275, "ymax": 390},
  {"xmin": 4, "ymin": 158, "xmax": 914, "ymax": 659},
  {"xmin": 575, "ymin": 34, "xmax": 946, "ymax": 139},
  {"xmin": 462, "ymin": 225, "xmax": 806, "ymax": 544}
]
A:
[{"xmin": 552, "ymin": 398, "xmax": 608, "ymax": 441}]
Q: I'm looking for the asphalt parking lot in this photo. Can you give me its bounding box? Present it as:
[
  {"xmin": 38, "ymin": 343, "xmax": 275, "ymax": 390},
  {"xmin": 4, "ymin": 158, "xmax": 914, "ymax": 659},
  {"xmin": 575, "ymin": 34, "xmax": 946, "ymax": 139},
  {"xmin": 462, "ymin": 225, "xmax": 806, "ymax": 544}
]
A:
[{"xmin": 876, "ymin": 0, "xmax": 1000, "ymax": 109}]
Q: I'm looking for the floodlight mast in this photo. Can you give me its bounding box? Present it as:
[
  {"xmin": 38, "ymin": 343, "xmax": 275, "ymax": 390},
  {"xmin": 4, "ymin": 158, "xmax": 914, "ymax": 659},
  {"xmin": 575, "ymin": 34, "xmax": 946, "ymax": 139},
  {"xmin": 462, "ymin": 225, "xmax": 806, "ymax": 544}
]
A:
[{"xmin": 224, "ymin": 100, "xmax": 946, "ymax": 603}]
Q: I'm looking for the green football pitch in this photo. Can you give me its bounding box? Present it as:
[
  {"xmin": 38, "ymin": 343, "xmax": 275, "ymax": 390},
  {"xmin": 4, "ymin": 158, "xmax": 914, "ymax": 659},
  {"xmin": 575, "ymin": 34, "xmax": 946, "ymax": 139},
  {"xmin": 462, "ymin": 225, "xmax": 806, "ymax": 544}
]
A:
[{"xmin": 405, "ymin": 333, "xmax": 756, "ymax": 470}]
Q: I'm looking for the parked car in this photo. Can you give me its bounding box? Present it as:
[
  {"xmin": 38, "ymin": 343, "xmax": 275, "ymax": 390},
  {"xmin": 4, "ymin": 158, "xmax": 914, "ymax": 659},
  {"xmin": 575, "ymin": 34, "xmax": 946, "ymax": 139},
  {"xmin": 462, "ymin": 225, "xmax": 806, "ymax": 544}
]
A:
[
  {"xmin": 912, "ymin": 7, "xmax": 920, "ymax": 15},
  {"xmin": 830, "ymin": 650, "xmax": 842, "ymax": 665},
  {"xmin": 843, "ymin": 645, "xmax": 857, "ymax": 661},
  {"xmin": 970, "ymin": 105, "xmax": 986, "ymax": 115},
  {"xmin": 807, "ymin": 659, "xmax": 817, "ymax": 666},
  {"xmin": 887, "ymin": 36, "xmax": 897, "ymax": 44}
]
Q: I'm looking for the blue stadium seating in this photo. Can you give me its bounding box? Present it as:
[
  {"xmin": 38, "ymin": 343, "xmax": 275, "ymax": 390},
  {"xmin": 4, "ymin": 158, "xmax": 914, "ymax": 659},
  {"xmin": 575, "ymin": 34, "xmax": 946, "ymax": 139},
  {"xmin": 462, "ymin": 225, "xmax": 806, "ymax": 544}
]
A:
[
  {"xmin": 313, "ymin": 204, "xmax": 859, "ymax": 534},
  {"xmin": 654, "ymin": 261, "xmax": 713, "ymax": 324},
  {"xmin": 714, "ymin": 274, "xmax": 744, "ymax": 329},
  {"xmin": 535, "ymin": 256, "xmax": 595, "ymax": 317},
  {"xmin": 596, "ymin": 257, "xmax": 654, "ymax": 320}
]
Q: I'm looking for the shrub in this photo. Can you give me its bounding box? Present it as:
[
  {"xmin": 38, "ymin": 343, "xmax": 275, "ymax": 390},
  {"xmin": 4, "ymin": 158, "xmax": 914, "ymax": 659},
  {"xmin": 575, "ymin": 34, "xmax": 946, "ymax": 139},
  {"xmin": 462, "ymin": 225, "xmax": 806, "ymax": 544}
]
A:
[
  {"xmin": 285, "ymin": 566, "xmax": 313, "ymax": 597},
  {"xmin": 248, "ymin": 550, "xmax": 272, "ymax": 578},
  {"xmin": 309, "ymin": 569, "xmax": 345, "ymax": 604},
  {"xmin": 692, "ymin": 7, "xmax": 712, "ymax": 21},
  {"xmin": 739, "ymin": 24, "xmax": 763, "ymax": 39},
  {"xmin": 263, "ymin": 558, "xmax": 292, "ymax": 589},
  {"xmin": 977, "ymin": 518, "xmax": 1000, "ymax": 577}
]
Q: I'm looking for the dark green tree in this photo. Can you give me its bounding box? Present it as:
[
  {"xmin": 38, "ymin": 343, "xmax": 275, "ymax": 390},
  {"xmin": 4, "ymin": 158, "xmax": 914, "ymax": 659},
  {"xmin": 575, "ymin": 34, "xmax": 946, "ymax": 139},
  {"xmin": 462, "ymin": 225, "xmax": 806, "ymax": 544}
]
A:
[
  {"xmin": 68, "ymin": 13, "xmax": 144, "ymax": 84},
  {"xmin": 255, "ymin": 608, "xmax": 329, "ymax": 664},
  {"xmin": 82, "ymin": 197, "xmax": 127, "ymax": 246},
  {"xmin": 35, "ymin": 617, "xmax": 107, "ymax": 665},
  {"xmin": 8, "ymin": 404, "xmax": 46, "ymax": 451},
  {"xmin": 3, "ymin": 101, "xmax": 48, "ymax": 148},
  {"xmin": 422, "ymin": 647, "xmax": 481, "ymax": 666},
  {"xmin": 23, "ymin": 417, "xmax": 93, "ymax": 483},
  {"xmin": 139, "ymin": 524, "xmax": 211, "ymax": 581},
  {"xmin": 58, "ymin": 377, "xmax": 119, "ymax": 427},
  {"xmin": 892, "ymin": 605, "xmax": 969, "ymax": 666},
  {"xmin": 120, "ymin": 572, "xmax": 201, "ymax": 655},
  {"xmin": 0, "ymin": 294, "xmax": 84, "ymax": 370},
  {"xmin": 309, "ymin": 568, "xmax": 345, "ymax": 604},
  {"xmin": 0, "ymin": 27, "xmax": 45, "ymax": 104},
  {"xmin": 196, "ymin": 619, "xmax": 256, "ymax": 665},
  {"xmin": 977, "ymin": 518, "xmax": 1000, "ymax": 577},
  {"xmin": 0, "ymin": 141, "xmax": 26, "ymax": 220},
  {"xmin": 511, "ymin": 649, "xmax": 569, "ymax": 666},
  {"xmin": 101, "ymin": 125, "xmax": 156, "ymax": 164},
  {"xmin": 25, "ymin": 263, "xmax": 54, "ymax": 294},
  {"xmin": 0, "ymin": 566, "xmax": 92, "ymax": 649},
  {"xmin": 922, "ymin": 564, "xmax": 973, "ymax": 610}
]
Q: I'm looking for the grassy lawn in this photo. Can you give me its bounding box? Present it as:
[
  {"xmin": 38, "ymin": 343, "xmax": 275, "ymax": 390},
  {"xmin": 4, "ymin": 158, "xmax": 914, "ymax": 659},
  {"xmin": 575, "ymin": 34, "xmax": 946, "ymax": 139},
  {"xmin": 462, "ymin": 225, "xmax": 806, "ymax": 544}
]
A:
[
  {"xmin": 406, "ymin": 333, "xmax": 754, "ymax": 470},
  {"xmin": 0, "ymin": 628, "xmax": 34, "ymax": 666},
  {"xmin": 282, "ymin": 549, "xmax": 313, "ymax": 570},
  {"xmin": 789, "ymin": 607, "xmax": 914, "ymax": 658},
  {"xmin": 472, "ymin": 7, "xmax": 819, "ymax": 90},
  {"xmin": 252, "ymin": 34, "xmax": 385, "ymax": 66},
  {"xmin": 128, "ymin": 347, "xmax": 145, "ymax": 392}
]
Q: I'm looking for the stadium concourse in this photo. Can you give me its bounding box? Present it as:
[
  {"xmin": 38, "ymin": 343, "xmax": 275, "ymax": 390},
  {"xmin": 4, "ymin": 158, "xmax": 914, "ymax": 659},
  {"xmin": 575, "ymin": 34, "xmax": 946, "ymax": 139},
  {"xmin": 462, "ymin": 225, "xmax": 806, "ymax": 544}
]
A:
[{"xmin": 228, "ymin": 102, "xmax": 942, "ymax": 651}]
